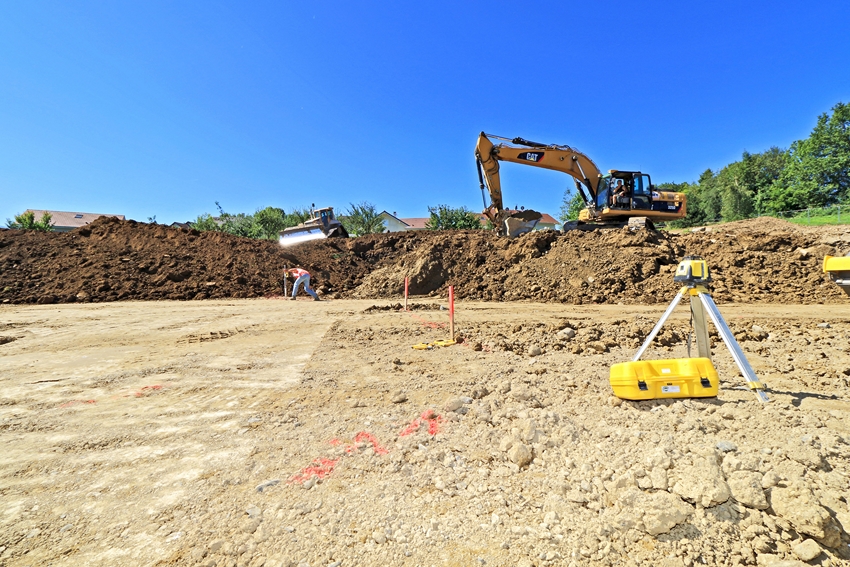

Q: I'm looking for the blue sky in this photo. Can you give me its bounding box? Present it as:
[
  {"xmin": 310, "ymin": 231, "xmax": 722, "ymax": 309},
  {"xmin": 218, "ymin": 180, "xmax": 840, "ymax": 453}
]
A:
[{"xmin": 2, "ymin": 1, "xmax": 849, "ymax": 225}]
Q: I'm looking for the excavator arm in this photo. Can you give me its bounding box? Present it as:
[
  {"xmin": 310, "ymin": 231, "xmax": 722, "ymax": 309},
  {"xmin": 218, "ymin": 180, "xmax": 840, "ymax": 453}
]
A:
[{"xmin": 475, "ymin": 132, "xmax": 603, "ymax": 235}]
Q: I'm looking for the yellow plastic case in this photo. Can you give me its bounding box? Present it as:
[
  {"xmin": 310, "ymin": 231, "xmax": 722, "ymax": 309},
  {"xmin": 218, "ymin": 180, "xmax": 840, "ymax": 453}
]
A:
[{"xmin": 609, "ymin": 358, "xmax": 719, "ymax": 400}]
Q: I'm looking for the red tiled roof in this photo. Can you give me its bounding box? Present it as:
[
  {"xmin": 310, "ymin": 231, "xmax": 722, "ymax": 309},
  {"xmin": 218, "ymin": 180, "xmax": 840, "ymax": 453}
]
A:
[
  {"xmin": 26, "ymin": 210, "xmax": 125, "ymax": 229},
  {"xmin": 399, "ymin": 217, "xmax": 430, "ymax": 229},
  {"xmin": 480, "ymin": 211, "xmax": 559, "ymax": 226}
]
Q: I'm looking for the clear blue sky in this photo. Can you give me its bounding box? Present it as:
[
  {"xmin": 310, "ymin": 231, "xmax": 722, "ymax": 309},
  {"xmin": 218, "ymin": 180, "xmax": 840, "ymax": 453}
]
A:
[{"xmin": 2, "ymin": 1, "xmax": 849, "ymax": 224}]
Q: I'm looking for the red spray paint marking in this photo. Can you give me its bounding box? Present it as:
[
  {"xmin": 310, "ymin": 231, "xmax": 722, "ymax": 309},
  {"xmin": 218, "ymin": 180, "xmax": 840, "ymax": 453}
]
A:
[
  {"xmin": 133, "ymin": 384, "xmax": 164, "ymax": 397},
  {"xmin": 288, "ymin": 458, "xmax": 339, "ymax": 484},
  {"xmin": 399, "ymin": 409, "xmax": 443, "ymax": 437},
  {"xmin": 58, "ymin": 399, "xmax": 97, "ymax": 409},
  {"xmin": 352, "ymin": 431, "xmax": 388, "ymax": 455},
  {"xmin": 407, "ymin": 312, "xmax": 447, "ymax": 329}
]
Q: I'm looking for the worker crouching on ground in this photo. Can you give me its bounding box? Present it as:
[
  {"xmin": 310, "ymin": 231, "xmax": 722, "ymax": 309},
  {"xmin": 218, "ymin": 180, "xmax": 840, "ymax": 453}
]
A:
[{"xmin": 285, "ymin": 268, "xmax": 321, "ymax": 301}]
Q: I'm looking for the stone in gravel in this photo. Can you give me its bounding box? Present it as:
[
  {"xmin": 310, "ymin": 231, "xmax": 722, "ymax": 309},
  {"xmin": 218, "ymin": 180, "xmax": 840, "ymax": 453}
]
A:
[
  {"xmin": 557, "ymin": 327, "xmax": 576, "ymax": 339},
  {"xmin": 727, "ymin": 471, "xmax": 768, "ymax": 510},
  {"xmin": 507, "ymin": 443, "xmax": 533, "ymax": 467},
  {"xmin": 515, "ymin": 419, "xmax": 539, "ymax": 443},
  {"xmin": 499, "ymin": 435, "xmax": 515, "ymax": 452},
  {"xmin": 444, "ymin": 397, "xmax": 464, "ymax": 412},
  {"xmin": 349, "ymin": 399, "xmax": 366, "ymax": 408},
  {"xmin": 246, "ymin": 506, "xmax": 261, "ymax": 517},
  {"xmin": 716, "ymin": 440, "xmax": 738, "ymax": 452},
  {"xmin": 255, "ymin": 480, "xmax": 280, "ymax": 493},
  {"xmin": 617, "ymin": 488, "xmax": 693, "ymax": 536},
  {"xmin": 671, "ymin": 458, "xmax": 731, "ymax": 507},
  {"xmin": 791, "ymin": 538, "xmax": 822, "ymax": 561},
  {"xmin": 470, "ymin": 386, "xmax": 489, "ymax": 399},
  {"xmin": 761, "ymin": 471, "xmax": 780, "ymax": 489},
  {"xmin": 769, "ymin": 482, "xmax": 841, "ymax": 547},
  {"xmin": 528, "ymin": 345, "xmax": 542, "ymax": 357},
  {"xmin": 509, "ymin": 385, "xmax": 532, "ymax": 401},
  {"xmin": 649, "ymin": 467, "xmax": 668, "ymax": 490},
  {"xmin": 784, "ymin": 443, "xmax": 823, "ymax": 470},
  {"xmin": 372, "ymin": 530, "xmax": 387, "ymax": 544},
  {"xmin": 390, "ymin": 390, "xmax": 408, "ymax": 403},
  {"xmin": 242, "ymin": 518, "xmax": 261, "ymax": 534},
  {"xmin": 607, "ymin": 396, "xmax": 622, "ymax": 407}
]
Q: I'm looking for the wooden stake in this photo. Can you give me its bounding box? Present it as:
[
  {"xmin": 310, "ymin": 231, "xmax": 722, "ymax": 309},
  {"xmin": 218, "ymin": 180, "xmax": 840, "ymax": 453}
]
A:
[
  {"xmin": 404, "ymin": 277, "xmax": 409, "ymax": 311},
  {"xmin": 283, "ymin": 266, "xmax": 288, "ymax": 297},
  {"xmin": 448, "ymin": 285, "xmax": 455, "ymax": 340}
]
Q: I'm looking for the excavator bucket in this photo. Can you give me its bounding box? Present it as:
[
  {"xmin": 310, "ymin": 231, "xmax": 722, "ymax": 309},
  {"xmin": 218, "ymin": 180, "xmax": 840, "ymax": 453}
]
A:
[
  {"xmin": 503, "ymin": 210, "xmax": 542, "ymax": 239},
  {"xmin": 823, "ymin": 253, "xmax": 850, "ymax": 296}
]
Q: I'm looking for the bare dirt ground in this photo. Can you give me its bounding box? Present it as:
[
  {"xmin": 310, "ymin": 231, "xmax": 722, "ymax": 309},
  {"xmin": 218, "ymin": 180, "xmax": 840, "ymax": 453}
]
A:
[{"xmin": 2, "ymin": 297, "xmax": 849, "ymax": 567}]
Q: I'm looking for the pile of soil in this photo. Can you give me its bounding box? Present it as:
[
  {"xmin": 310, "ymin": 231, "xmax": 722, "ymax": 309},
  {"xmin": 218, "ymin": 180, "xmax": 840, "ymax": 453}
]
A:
[{"xmin": 1, "ymin": 217, "xmax": 848, "ymax": 305}]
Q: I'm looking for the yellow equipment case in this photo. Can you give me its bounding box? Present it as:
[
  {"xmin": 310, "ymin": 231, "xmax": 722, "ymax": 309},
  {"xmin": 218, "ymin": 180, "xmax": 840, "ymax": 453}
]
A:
[{"xmin": 609, "ymin": 358, "xmax": 719, "ymax": 401}]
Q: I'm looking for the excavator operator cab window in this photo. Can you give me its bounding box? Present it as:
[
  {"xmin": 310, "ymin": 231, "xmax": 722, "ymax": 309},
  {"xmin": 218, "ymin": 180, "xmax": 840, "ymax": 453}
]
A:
[{"xmin": 631, "ymin": 175, "xmax": 652, "ymax": 210}]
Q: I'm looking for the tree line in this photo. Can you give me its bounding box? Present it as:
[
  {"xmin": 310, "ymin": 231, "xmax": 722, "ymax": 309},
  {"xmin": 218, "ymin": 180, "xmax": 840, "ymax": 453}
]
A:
[{"xmin": 560, "ymin": 101, "xmax": 850, "ymax": 227}]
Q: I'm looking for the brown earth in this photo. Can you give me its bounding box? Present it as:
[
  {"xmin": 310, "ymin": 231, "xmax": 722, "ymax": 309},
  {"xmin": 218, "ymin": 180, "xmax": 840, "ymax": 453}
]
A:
[{"xmin": 1, "ymin": 217, "xmax": 849, "ymax": 306}]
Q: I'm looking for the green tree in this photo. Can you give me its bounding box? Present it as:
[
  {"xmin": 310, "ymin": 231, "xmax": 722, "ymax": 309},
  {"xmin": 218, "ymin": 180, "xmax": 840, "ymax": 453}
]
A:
[
  {"xmin": 558, "ymin": 189, "xmax": 585, "ymax": 223},
  {"xmin": 340, "ymin": 202, "xmax": 385, "ymax": 236},
  {"xmin": 253, "ymin": 206, "xmax": 287, "ymax": 239},
  {"xmin": 6, "ymin": 211, "xmax": 54, "ymax": 231},
  {"xmin": 283, "ymin": 207, "xmax": 312, "ymax": 228},
  {"xmin": 425, "ymin": 205, "xmax": 483, "ymax": 230},
  {"xmin": 765, "ymin": 102, "xmax": 850, "ymax": 211},
  {"xmin": 191, "ymin": 212, "xmax": 222, "ymax": 232}
]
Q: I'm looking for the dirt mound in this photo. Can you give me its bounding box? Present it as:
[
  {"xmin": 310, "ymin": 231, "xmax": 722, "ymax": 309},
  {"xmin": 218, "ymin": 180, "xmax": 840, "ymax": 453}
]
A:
[
  {"xmin": 692, "ymin": 216, "xmax": 803, "ymax": 234},
  {"xmin": 1, "ymin": 218, "xmax": 848, "ymax": 305},
  {"xmin": 0, "ymin": 217, "xmax": 374, "ymax": 304},
  {"xmin": 353, "ymin": 225, "xmax": 847, "ymax": 305}
]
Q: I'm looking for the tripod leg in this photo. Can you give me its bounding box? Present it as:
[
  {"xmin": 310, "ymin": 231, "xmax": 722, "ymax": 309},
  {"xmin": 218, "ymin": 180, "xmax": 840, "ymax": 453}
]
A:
[
  {"xmin": 633, "ymin": 292, "xmax": 684, "ymax": 362},
  {"xmin": 697, "ymin": 292, "xmax": 769, "ymax": 403},
  {"xmin": 690, "ymin": 295, "xmax": 712, "ymax": 360}
]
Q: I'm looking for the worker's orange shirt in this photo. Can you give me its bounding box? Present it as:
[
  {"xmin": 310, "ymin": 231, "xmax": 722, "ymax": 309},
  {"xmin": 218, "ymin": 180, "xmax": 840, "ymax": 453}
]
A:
[{"xmin": 290, "ymin": 268, "xmax": 309, "ymax": 278}]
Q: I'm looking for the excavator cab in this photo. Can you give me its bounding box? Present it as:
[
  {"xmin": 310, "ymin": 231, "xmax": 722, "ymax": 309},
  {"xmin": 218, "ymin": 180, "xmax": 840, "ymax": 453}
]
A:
[{"xmin": 601, "ymin": 172, "xmax": 652, "ymax": 211}]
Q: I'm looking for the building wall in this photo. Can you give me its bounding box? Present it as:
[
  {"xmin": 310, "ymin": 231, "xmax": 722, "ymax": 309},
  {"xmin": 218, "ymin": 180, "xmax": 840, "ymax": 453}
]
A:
[{"xmin": 381, "ymin": 215, "xmax": 410, "ymax": 233}]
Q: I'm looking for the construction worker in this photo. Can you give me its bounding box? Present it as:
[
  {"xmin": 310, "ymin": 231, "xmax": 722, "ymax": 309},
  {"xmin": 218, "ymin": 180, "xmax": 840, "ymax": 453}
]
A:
[
  {"xmin": 285, "ymin": 268, "xmax": 320, "ymax": 301},
  {"xmin": 611, "ymin": 180, "xmax": 628, "ymax": 207}
]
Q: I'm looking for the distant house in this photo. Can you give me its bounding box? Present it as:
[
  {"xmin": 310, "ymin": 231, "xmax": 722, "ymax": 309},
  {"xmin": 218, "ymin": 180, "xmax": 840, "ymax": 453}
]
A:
[
  {"xmin": 170, "ymin": 222, "xmax": 193, "ymax": 229},
  {"xmin": 26, "ymin": 210, "xmax": 125, "ymax": 232},
  {"xmin": 536, "ymin": 213, "xmax": 560, "ymax": 231},
  {"xmin": 380, "ymin": 209, "xmax": 560, "ymax": 232},
  {"xmin": 379, "ymin": 211, "xmax": 430, "ymax": 232}
]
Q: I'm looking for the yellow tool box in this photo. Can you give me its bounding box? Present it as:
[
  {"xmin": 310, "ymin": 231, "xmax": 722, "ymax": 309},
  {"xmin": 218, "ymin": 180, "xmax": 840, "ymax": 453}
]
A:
[{"xmin": 609, "ymin": 358, "xmax": 719, "ymax": 400}]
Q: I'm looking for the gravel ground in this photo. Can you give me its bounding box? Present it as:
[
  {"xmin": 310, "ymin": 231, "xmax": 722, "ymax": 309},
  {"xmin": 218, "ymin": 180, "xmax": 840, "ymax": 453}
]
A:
[{"xmin": 1, "ymin": 298, "xmax": 849, "ymax": 567}]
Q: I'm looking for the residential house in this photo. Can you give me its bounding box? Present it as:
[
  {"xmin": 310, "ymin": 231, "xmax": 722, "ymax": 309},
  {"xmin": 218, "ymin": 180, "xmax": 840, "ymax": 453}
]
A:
[
  {"xmin": 380, "ymin": 209, "xmax": 559, "ymax": 232},
  {"xmin": 25, "ymin": 210, "xmax": 125, "ymax": 232},
  {"xmin": 379, "ymin": 211, "xmax": 430, "ymax": 232}
]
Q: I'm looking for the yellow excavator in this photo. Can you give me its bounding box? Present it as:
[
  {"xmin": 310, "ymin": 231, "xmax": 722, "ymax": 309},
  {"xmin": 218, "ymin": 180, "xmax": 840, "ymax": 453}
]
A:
[{"xmin": 475, "ymin": 132, "xmax": 687, "ymax": 237}]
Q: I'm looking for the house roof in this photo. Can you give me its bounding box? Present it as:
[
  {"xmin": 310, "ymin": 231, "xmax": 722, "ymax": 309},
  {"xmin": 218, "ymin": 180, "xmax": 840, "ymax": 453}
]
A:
[
  {"xmin": 26, "ymin": 210, "xmax": 125, "ymax": 229},
  {"xmin": 399, "ymin": 217, "xmax": 430, "ymax": 229},
  {"xmin": 487, "ymin": 211, "xmax": 560, "ymax": 226}
]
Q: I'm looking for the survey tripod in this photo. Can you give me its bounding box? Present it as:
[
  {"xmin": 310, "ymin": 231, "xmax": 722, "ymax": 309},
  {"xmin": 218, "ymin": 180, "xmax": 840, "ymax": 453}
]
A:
[{"xmin": 633, "ymin": 256, "xmax": 770, "ymax": 403}]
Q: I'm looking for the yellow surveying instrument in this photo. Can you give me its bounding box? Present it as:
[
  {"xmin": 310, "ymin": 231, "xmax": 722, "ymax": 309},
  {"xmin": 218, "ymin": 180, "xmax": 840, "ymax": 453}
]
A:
[
  {"xmin": 823, "ymin": 253, "xmax": 850, "ymax": 295},
  {"xmin": 610, "ymin": 256, "xmax": 769, "ymax": 403}
]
